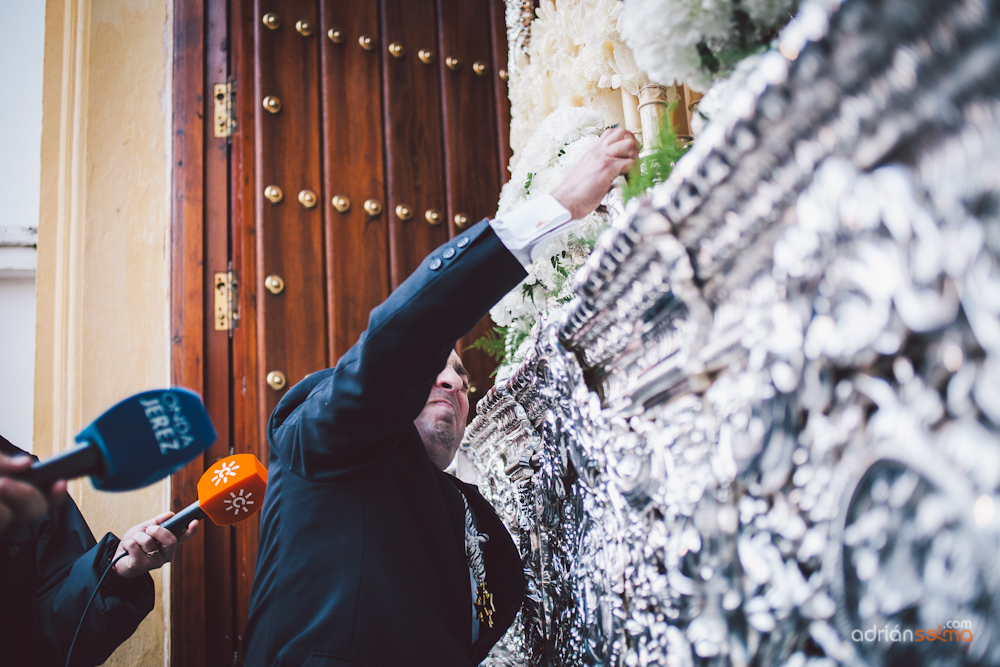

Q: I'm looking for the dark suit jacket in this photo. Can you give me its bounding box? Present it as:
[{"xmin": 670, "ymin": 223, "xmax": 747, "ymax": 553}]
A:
[
  {"xmin": 0, "ymin": 436, "xmax": 154, "ymax": 667},
  {"xmin": 244, "ymin": 221, "xmax": 528, "ymax": 666}
]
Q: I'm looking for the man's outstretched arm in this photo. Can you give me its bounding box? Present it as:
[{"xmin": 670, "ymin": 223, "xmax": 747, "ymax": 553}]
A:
[{"xmin": 268, "ymin": 128, "xmax": 637, "ymax": 479}]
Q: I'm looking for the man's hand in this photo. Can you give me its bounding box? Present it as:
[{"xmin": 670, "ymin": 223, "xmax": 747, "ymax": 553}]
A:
[
  {"xmin": 113, "ymin": 511, "xmax": 200, "ymax": 579},
  {"xmin": 550, "ymin": 127, "xmax": 638, "ymax": 220},
  {"xmin": 0, "ymin": 454, "xmax": 67, "ymax": 531}
]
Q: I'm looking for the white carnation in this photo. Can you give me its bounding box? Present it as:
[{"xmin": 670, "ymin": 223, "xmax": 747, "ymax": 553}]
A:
[
  {"xmin": 490, "ymin": 106, "xmax": 613, "ymax": 370},
  {"xmin": 501, "ymin": 107, "xmax": 605, "ymax": 216},
  {"xmin": 620, "ymin": 0, "xmax": 799, "ymax": 91},
  {"xmin": 509, "ymin": 0, "xmax": 649, "ymax": 173},
  {"xmin": 620, "ymin": 0, "xmax": 732, "ymax": 91}
]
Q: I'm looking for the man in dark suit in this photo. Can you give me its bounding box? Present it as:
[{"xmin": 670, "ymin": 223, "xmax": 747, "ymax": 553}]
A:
[{"xmin": 243, "ymin": 127, "xmax": 638, "ymax": 666}]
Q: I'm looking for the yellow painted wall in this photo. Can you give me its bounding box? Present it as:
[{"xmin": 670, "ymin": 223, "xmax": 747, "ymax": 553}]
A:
[{"xmin": 35, "ymin": 0, "xmax": 174, "ymax": 664}]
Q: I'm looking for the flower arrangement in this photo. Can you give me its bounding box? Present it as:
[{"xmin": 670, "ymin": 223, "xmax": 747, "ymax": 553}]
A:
[
  {"xmin": 620, "ymin": 0, "xmax": 799, "ymax": 91},
  {"xmin": 486, "ymin": 0, "xmax": 796, "ymax": 378},
  {"xmin": 478, "ymin": 108, "xmax": 610, "ymax": 378},
  {"xmin": 479, "ymin": 106, "xmax": 688, "ymax": 379},
  {"xmin": 508, "ymin": 0, "xmax": 646, "ymax": 170}
]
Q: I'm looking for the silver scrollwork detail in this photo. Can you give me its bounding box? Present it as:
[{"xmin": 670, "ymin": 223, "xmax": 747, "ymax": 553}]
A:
[{"xmin": 463, "ymin": 0, "xmax": 1000, "ymax": 664}]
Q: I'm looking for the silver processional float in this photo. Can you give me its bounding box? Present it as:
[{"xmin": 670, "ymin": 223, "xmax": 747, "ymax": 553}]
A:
[{"xmin": 463, "ymin": 0, "xmax": 1000, "ymax": 664}]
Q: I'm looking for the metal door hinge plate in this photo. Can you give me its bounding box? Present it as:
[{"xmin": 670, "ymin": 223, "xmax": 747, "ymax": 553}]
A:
[
  {"xmin": 214, "ymin": 267, "xmax": 239, "ymax": 334},
  {"xmin": 213, "ymin": 82, "xmax": 236, "ymax": 139}
]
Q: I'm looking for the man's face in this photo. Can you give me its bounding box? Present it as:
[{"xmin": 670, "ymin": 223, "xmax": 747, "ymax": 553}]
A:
[{"xmin": 414, "ymin": 350, "xmax": 471, "ymax": 470}]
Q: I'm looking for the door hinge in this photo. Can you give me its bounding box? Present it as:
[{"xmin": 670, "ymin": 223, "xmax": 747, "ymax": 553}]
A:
[
  {"xmin": 213, "ymin": 82, "xmax": 236, "ymax": 139},
  {"xmin": 214, "ymin": 265, "xmax": 239, "ymax": 334}
]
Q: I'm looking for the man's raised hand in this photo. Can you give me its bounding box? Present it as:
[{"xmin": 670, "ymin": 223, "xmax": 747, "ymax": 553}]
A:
[{"xmin": 550, "ymin": 127, "xmax": 638, "ymax": 220}]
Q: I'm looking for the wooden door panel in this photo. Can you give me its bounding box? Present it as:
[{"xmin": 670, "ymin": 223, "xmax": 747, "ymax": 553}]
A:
[
  {"xmin": 439, "ymin": 0, "xmax": 501, "ymax": 235},
  {"xmin": 170, "ymin": 0, "xmax": 209, "ymax": 663},
  {"xmin": 320, "ymin": 0, "xmax": 390, "ymax": 362},
  {"xmin": 201, "ymin": 0, "xmax": 238, "ymax": 661},
  {"xmin": 256, "ymin": 0, "xmax": 328, "ymax": 421},
  {"xmin": 176, "ymin": 2, "xmax": 513, "ymax": 665},
  {"xmin": 381, "ymin": 0, "xmax": 449, "ymax": 288},
  {"xmin": 232, "ymin": 2, "xmax": 265, "ymax": 659},
  {"xmin": 439, "ymin": 0, "xmax": 506, "ymax": 402},
  {"xmin": 489, "ymin": 0, "xmax": 513, "ymax": 182}
]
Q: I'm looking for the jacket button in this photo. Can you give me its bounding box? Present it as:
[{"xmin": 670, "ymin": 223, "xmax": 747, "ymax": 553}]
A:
[
  {"xmin": 456, "ymin": 236, "xmax": 470, "ymax": 248},
  {"xmin": 443, "ymin": 247, "xmax": 456, "ymax": 259},
  {"xmin": 429, "ymin": 258, "xmax": 443, "ymax": 270}
]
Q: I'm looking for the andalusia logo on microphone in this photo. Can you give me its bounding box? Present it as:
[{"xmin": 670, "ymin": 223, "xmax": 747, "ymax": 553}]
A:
[
  {"xmin": 224, "ymin": 489, "xmax": 254, "ymax": 515},
  {"xmin": 212, "ymin": 460, "xmax": 240, "ymax": 486}
]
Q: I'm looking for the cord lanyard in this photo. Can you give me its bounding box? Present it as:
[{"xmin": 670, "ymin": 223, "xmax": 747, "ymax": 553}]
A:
[{"xmin": 462, "ymin": 494, "xmax": 495, "ymax": 629}]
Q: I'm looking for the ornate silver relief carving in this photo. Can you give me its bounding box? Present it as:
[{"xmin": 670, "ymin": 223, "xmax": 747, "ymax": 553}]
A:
[{"xmin": 465, "ymin": 0, "xmax": 1000, "ymax": 664}]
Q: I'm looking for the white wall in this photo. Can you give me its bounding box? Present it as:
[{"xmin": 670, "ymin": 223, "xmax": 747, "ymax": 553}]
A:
[
  {"xmin": 0, "ymin": 0, "xmax": 45, "ymax": 232},
  {"xmin": 0, "ymin": 0, "xmax": 45, "ymax": 452},
  {"xmin": 34, "ymin": 1, "xmax": 176, "ymax": 660},
  {"xmin": 0, "ymin": 278, "xmax": 37, "ymax": 448}
]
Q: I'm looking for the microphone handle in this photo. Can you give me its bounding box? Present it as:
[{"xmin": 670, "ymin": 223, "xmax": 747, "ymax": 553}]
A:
[
  {"xmin": 163, "ymin": 500, "xmax": 208, "ymax": 535},
  {"xmin": 19, "ymin": 442, "xmax": 106, "ymax": 488}
]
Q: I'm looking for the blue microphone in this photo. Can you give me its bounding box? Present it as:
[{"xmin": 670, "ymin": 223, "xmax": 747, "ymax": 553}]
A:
[{"xmin": 20, "ymin": 388, "xmax": 216, "ymax": 491}]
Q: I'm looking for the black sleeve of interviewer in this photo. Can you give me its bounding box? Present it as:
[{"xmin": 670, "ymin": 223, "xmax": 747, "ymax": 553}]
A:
[{"xmin": 0, "ymin": 436, "xmax": 154, "ymax": 667}]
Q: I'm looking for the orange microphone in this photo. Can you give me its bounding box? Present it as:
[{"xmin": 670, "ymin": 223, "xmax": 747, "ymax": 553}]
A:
[{"xmin": 162, "ymin": 453, "xmax": 267, "ymax": 534}]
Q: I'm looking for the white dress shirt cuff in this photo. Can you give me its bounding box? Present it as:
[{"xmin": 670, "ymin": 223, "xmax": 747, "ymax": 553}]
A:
[{"xmin": 489, "ymin": 195, "xmax": 573, "ymax": 267}]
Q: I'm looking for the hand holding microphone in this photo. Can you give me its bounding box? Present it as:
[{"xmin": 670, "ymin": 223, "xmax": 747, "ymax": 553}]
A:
[
  {"xmin": 66, "ymin": 453, "xmax": 267, "ymax": 666},
  {"xmin": 111, "ymin": 453, "xmax": 267, "ymax": 578},
  {"xmin": 0, "ymin": 453, "xmax": 67, "ymax": 531},
  {"xmin": 112, "ymin": 511, "xmax": 201, "ymax": 579}
]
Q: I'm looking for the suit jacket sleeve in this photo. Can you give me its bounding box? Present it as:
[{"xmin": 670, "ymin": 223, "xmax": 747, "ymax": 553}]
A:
[
  {"xmin": 31, "ymin": 500, "xmax": 154, "ymax": 666},
  {"xmin": 268, "ymin": 219, "xmax": 527, "ymax": 480}
]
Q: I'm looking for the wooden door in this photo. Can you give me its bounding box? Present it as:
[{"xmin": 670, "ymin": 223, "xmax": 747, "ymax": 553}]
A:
[
  {"xmin": 238, "ymin": 0, "xmax": 510, "ymax": 431},
  {"xmin": 172, "ymin": 1, "xmax": 511, "ymax": 665},
  {"xmin": 171, "ymin": 0, "xmax": 239, "ymax": 664}
]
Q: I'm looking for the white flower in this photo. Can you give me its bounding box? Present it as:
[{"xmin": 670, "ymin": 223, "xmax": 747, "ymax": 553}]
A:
[
  {"xmin": 489, "ymin": 107, "xmax": 616, "ymax": 369},
  {"xmin": 502, "ymin": 107, "xmax": 605, "ymax": 217},
  {"xmin": 494, "ymin": 0, "xmax": 802, "ymax": 373},
  {"xmin": 620, "ymin": 0, "xmax": 799, "ymax": 91},
  {"xmin": 621, "ymin": 0, "xmax": 733, "ymax": 91},
  {"xmin": 508, "ymin": 0, "xmax": 650, "ymax": 172}
]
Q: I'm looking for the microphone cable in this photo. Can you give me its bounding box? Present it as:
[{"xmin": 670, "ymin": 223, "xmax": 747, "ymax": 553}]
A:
[{"xmin": 65, "ymin": 550, "xmax": 130, "ymax": 667}]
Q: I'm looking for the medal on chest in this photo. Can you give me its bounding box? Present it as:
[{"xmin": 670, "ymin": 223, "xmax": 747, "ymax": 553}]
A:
[
  {"xmin": 475, "ymin": 581, "xmax": 495, "ymax": 629},
  {"xmin": 462, "ymin": 493, "xmax": 494, "ymax": 631}
]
